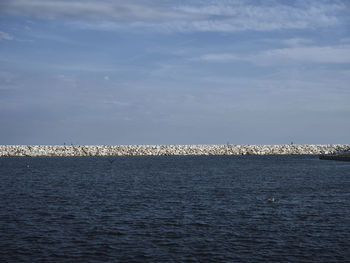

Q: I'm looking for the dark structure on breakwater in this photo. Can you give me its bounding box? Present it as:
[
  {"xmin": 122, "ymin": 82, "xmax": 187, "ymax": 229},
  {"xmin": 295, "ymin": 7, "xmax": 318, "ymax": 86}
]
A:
[{"xmin": 319, "ymin": 152, "xmax": 350, "ymax": 162}]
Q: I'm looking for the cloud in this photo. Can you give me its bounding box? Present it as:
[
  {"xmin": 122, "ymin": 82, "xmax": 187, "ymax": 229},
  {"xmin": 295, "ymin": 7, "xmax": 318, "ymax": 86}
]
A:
[
  {"xmin": 0, "ymin": 71, "xmax": 15, "ymax": 82},
  {"xmin": 0, "ymin": 0, "xmax": 187, "ymax": 20},
  {"xmin": 282, "ymin": 38, "xmax": 313, "ymax": 47},
  {"xmin": 0, "ymin": 71, "xmax": 16, "ymax": 91},
  {"xmin": 0, "ymin": 31, "xmax": 13, "ymax": 40},
  {"xmin": 172, "ymin": 1, "xmax": 343, "ymax": 32},
  {"xmin": 102, "ymin": 100, "xmax": 129, "ymax": 107},
  {"xmin": 254, "ymin": 45, "xmax": 350, "ymax": 65},
  {"xmin": 0, "ymin": 0, "xmax": 346, "ymax": 32},
  {"xmin": 197, "ymin": 45, "xmax": 350, "ymax": 65},
  {"xmin": 340, "ymin": 38, "xmax": 350, "ymax": 43},
  {"xmin": 196, "ymin": 53, "xmax": 241, "ymax": 62}
]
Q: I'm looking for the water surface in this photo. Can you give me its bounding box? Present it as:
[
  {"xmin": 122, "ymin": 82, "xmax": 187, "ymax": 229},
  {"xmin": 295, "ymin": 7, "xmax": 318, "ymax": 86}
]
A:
[{"xmin": 0, "ymin": 155, "xmax": 349, "ymax": 262}]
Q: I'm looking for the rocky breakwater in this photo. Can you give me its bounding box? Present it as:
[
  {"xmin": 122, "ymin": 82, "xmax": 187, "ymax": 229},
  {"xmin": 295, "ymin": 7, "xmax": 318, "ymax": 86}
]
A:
[{"xmin": 0, "ymin": 144, "xmax": 349, "ymax": 157}]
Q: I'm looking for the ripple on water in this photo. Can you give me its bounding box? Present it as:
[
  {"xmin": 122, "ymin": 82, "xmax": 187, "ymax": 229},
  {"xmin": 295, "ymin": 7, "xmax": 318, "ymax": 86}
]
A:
[{"xmin": 0, "ymin": 155, "xmax": 349, "ymax": 262}]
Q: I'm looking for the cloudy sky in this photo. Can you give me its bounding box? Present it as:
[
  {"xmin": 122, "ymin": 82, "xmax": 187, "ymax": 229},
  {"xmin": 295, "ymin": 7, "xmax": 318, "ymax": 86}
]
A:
[{"xmin": 0, "ymin": 0, "xmax": 349, "ymax": 145}]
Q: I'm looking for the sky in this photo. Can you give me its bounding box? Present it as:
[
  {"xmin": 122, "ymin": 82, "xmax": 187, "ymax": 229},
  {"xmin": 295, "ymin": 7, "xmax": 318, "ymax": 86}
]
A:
[{"xmin": 0, "ymin": 0, "xmax": 349, "ymax": 145}]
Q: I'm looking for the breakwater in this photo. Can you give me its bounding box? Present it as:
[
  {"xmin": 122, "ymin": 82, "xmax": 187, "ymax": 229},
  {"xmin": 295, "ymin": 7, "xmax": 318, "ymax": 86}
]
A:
[{"xmin": 0, "ymin": 144, "xmax": 349, "ymax": 157}]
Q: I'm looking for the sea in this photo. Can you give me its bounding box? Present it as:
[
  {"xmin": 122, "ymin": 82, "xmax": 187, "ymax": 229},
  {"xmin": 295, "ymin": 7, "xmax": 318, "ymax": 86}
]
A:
[{"xmin": 0, "ymin": 155, "xmax": 349, "ymax": 262}]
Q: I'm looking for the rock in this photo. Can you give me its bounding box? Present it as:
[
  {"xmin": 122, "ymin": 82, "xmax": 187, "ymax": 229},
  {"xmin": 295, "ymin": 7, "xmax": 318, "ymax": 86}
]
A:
[{"xmin": 0, "ymin": 144, "xmax": 349, "ymax": 157}]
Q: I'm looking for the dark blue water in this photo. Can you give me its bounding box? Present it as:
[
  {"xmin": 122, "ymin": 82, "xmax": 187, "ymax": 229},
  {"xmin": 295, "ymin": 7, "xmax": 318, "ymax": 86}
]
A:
[{"xmin": 0, "ymin": 155, "xmax": 349, "ymax": 262}]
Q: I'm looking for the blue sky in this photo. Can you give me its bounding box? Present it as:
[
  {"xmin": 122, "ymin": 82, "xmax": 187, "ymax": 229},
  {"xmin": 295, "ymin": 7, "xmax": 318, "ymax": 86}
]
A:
[{"xmin": 0, "ymin": 0, "xmax": 349, "ymax": 145}]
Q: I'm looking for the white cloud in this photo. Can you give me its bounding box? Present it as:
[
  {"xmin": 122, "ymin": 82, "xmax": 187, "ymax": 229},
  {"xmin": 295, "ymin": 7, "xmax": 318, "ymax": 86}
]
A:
[
  {"xmin": 28, "ymin": 31, "xmax": 78, "ymax": 44},
  {"xmin": 340, "ymin": 38, "xmax": 350, "ymax": 43},
  {"xmin": 0, "ymin": 71, "xmax": 15, "ymax": 82},
  {"xmin": 197, "ymin": 45, "xmax": 350, "ymax": 65},
  {"xmin": 0, "ymin": 31, "xmax": 13, "ymax": 40},
  {"xmin": 196, "ymin": 53, "xmax": 241, "ymax": 62},
  {"xmin": 340, "ymin": 70, "xmax": 350, "ymax": 77},
  {"xmin": 173, "ymin": 1, "xmax": 342, "ymax": 32},
  {"xmin": 104, "ymin": 76, "xmax": 109, "ymax": 81},
  {"xmin": 254, "ymin": 45, "xmax": 350, "ymax": 65},
  {"xmin": 282, "ymin": 38, "xmax": 313, "ymax": 47},
  {"xmin": 0, "ymin": 0, "xmax": 188, "ymax": 20},
  {"xmin": 103, "ymin": 100, "xmax": 129, "ymax": 107},
  {"xmin": 0, "ymin": 0, "xmax": 346, "ymax": 32},
  {"xmin": 0, "ymin": 71, "xmax": 16, "ymax": 90}
]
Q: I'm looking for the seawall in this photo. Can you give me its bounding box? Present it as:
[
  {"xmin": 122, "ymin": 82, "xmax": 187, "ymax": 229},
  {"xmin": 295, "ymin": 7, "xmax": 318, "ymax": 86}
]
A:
[{"xmin": 0, "ymin": 144, "xmax": 349, "ymax": 157}]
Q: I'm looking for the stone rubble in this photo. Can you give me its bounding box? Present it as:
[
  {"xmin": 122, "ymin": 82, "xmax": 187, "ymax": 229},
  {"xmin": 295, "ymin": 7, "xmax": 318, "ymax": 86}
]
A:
[{"xmin": 0, "ymin": 144, "xmax": 349, "ymax": 157}]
